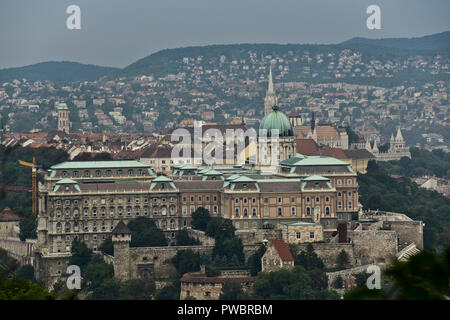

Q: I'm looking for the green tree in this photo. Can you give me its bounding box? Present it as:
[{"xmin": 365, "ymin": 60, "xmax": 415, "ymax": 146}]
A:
[
  {"xmin": 172, "ymin": 250, "xmax": 201, "ymax": 276},
  {"xmin": 212, "ymin": 238, "xmax": 245, "ymax": 267},
  {"xmin": 127, "ymin": 217, "xmax": 167, "ymax": 247},
  {"xmin": 19, "ymin": 213, "xmax": 37, "ymax": 241},
  {"xmin": 206, "ymin": 217, "xmax": 235, "ymax": 240},
  {"xmin": 99, "ymin": 236, "xmax": 114, "ymax": 256},
  {"xmin": 247, "ymin": 245, "xmax": 266, "ymax": 276},
  {"xmin": 336, "ymin": 250, "xmax": 350, "ymax": 270},
  {"xmin": 118, "ymin": 278, "xmax": 156, "ymax": 300},
  {"xmin": 176, "ymin": 229, "xmax": 201, "ymax": 246},
  {"xmin": 332, "ymin": 276, "xmax": 343, "ymax": 289},
  {"xmin": 191, "ymin": 207, "xmax": 211, "ymax": 231},
  {"xmin": 16, "ymin": 265, "xmax": 35, "ymax": 282},
  {"xmin": 84, "ymin": 263, "xmax": 114, "ymax": 290},
  {"xmin": 69, "ymin": 238, "xmax": 92, "ymax": 272},
  {"xmin": 0, "ymin": 273, "xmax": 55, "ymax": 300},
  {"xmin": 295, "ymin": 244, "xmax": 325, "ymax": 270},
  {"xmin": 219, "ymin": 282, "xmax": 249, "ymax": 300}
]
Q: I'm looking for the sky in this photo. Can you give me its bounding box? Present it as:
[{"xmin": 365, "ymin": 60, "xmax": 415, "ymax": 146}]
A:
[{"xmin": 0, "ymin": 0, "xmax": 449, "ymax": 69}]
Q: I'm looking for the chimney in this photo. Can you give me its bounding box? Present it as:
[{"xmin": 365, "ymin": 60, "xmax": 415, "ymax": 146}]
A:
[{"xmin": 337, "ymin": 222, "xmax": 347, "ymax": 243}]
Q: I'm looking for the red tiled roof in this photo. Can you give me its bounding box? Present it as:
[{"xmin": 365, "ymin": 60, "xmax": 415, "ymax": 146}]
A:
[
  {"xmin": 295, "ymin": 139, "xmax": 319, "ymax": 155},
  {"xmin": 271, "ymin": 239, "xmax": 294, "ymax": 261},
  {"xmin": 180, "ymin": 273, "xmax": 257, "ymax": 284},
  {"xmin": 0, "ymin": 207, "xmax": 20, "ymax": 222}
]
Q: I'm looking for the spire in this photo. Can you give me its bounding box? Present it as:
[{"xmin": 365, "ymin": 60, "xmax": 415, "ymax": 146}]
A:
[
  {"xmin": 396, "ymin": 127, "xmax": 404, "ymax": 141},
  {"xmin": 264, "ymin": 65, "xmax": 278, "ymax": 116},
  {"xmin": 311, "ymin": 112, "xmax": 316, "ymax": 133},
  {"xmin": 267, "ymin": 65, "xmax": 274, "ymax": 94},
  {"xmin": 372, "ymin": 140, "xmax": 379, "ymax": 152},
  {"xmin": 390, "ymin": 133, "xmax": 395, "ymax": 142},
  {"xmin": 365, "ymin": 139, "xmax": 371, "ymax": 151}
]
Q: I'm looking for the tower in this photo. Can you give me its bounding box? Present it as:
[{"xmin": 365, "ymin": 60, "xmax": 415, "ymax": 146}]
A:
[
  {"xmin": 112, "ymin": 220, "xmax": 131, "ymax": 280},
  {"xmin": 57, "ymin": 102, "xmax": 70, "ymax": 133},
  {"xmin": 264, "ymin": 65, "xmax": 278, "ymax": 116}
]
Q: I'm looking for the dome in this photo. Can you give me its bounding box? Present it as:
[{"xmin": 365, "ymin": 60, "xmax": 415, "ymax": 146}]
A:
[{"xmin": 259, "ymin": 105, "xmax": 293, "ymax": 137}]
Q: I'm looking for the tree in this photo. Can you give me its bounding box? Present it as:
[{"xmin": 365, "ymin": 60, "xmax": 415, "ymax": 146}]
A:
[
  {"xmin": 84, "ymin": 263, "xmax": 114, "ymax": 290},
  {"xmin": 219, "ymin": 282, "xmax": 249, "ymax": 300},
  {"xmin": 172, "ymin": 250, "xmax": 201, "ymax": 276},
  {"xmin": 253, "ymin": 266, "xmax": 337, "ymax": 300},
  {"xmin": 87, "ymin": 278, "xmax": 121, "ymax": 300},
  {"xmin": 247, "ymin": 245, "xmax": 266, "ymax": 276},
  {"xmin": 0, "ymin": 273, "xmax": 55, "ymax": 300},
  {"xmin": 176, "ymin": 229, "xmax": 201, "ymax": 246},
  {"xmin": 19, "ymin": 214, "xmax": 37, "ymax": 241},
  {"xmin": 16, "ymin": 265, "xmax": 35, "ymax": 282},
  {"xmin": 154, "ymin": 280, "xmax": 180, "ymax": 300},
  {"xmin": 345, "ymin": 247, "xmax": 450, "ymax": 300},
  {"xmin": 118, "ymin": 278, "xmax": 156, "ymax": 300},
  {"xmin": 99, "ymin": 236, "xmax": 114, "ymax": 256},
  {"xmin": 127, "ymin": 217, "xmax": 167, "ymax": 247},
  {"xmin": 206, "ymin": 217, "xmax": 235, "ymax": 240},
  {"xmin": 295, "ymin": 244, "xmax": 325, "ymax": 270},
  {"xmin": 332, "ymin": 276, "xmax": 343, "ymax": 289},
  {"xmin": 191, "ymin": 207, "xmax": 211, "ymax": 231},
  {"xmin": 69, "ymin": 238, "xmax": 92, "ymax": 272},
  {"xmin": 336, "ymin": 250, "xmax": 350, "ymax": 270},
  {"xmin": 212, "ymin": 238, "xmax": 245, "ymax": 267}
]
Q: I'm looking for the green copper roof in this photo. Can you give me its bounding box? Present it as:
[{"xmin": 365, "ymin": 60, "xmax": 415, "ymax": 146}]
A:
[
  {"xmin": 278, "ymin": 221, "xmax": 322, "ymax": 227},
  {"xmin": 259, "ymin": 106, "xmax": 293, "ymax": 137},
  {"xmin": 50, "ymin": 160, "xmax": 151, "ymax": 170},
  {"xmin": 282, "ymin": 155, "xmax": 348, "ymax": 167},
  {"xmin": 231, "ymin": 176, "xmax": 255, "ymax": 182},
  {"xmin": 57, "ymin": 102, "xmax": 68, "ymax": 110},
  {"xmin": 152, "ymin": 175, "xmax": 173, "ymax": 182},
  {"xmin": 302, "ymin": 175, "xmax": 330, "ymax": 181},
  {"xmin": 55, "ymin": 178, "xmax": 78, "ymax": 184},
  {"xmin": 202, "ymin": 169, "xmax": 223, "ymax": 175}
]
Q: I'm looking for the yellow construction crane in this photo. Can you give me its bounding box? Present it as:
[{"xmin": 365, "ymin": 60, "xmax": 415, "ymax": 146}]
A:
[{"xmin": 18, "ymin": 157, "xmax": 39, "ymax": 216}]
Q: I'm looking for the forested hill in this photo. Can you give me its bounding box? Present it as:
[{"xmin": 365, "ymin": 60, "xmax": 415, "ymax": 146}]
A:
[
  {"xmin": 342, "ymin": 31, "xmax": 450, "ymax": 51},
  {"xmin": 0, "ymin": 61, "xmax": 118, "ymax": 84}
]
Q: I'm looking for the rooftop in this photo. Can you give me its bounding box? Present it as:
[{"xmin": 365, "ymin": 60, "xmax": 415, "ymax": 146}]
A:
[{"xmin": 50, "ymin": 160, "xmax": 151, "ymax": 170}]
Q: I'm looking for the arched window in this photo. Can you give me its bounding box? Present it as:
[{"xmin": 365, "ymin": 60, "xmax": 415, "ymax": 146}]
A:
[
  {"xmin": 306, "ymin": 207, "xmax": 311, "ymax": 215},
  {"xmin": 161, "ymin": 207, "xmax": 167, "ymax": 216},
  {"xmin": 326, "ymin": 207, "xmax": 330, "ymax": 215},
  {"xmin": 235, "ymin": 208, "xmax": 239, "ymax": 217},
  {"xmin": 56, "ymin": 222, "xmax": 62, "ymax": 233},
  {"xmin": 252, "ymin": 208, "xmax": 257, "ymax": 217},
  {"xmin": 243, "ymin": 208, "xmax": 248, "ymax": 217}
]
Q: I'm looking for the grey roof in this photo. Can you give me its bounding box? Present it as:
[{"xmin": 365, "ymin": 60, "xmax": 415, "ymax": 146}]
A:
[{"xmin": 112, "ymin": 221, "xmax": 131, "ymax": 235}]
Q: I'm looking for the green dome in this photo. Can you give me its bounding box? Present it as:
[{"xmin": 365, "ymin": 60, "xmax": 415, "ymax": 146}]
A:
[{"xmin": 259, "ymin": 105, "xmax": 293, "ymax": 137}]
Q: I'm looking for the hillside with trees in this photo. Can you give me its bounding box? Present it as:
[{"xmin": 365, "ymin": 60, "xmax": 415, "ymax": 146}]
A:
[{"xmin": 358, "ymin": 161, "xmax": 450, "ymax": 250}]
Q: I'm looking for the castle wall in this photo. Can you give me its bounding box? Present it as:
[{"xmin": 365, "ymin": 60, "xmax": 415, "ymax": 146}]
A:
[
  {"xmin": 348, "ymin": 230, "xmax": 398, "ymax": 265},
  {"xmin": 382, "ymin": 220, "xmax": 423, "ymax": 250},
  {"xmin": 289, "ymin": 243, "xmax": 355, "ymax": 268}
]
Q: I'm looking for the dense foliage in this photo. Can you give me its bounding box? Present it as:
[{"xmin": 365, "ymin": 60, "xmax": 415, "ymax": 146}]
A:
[
  {"xmin": 191, "ymin": 207, "xmax": 211, "ymax": 231},
  {"xmin": 175, "ymin": 229, "xmax": 201, "ymax": 246},
  {"xmin": 127, "ymin": 217, "xmax": 168, "ymax": 247},
  {"xmin": 345, "ymin": 246, "xmax": 450, "ymax": 300},
  {"xmin": 358, "ymin": 161, "xmax": 450, "ymax": 250},
  {"xmin": 379, "ymin": 148, "xmax": 450, "ymax": 179}
]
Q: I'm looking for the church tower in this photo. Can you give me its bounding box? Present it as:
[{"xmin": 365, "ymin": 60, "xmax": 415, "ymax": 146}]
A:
[
  {"xmin": 264, "ymin": 66, "xmax": 278, "ymax": 116},
  {"xmin": 57, "ymin": 102, "xmax": 70, "ymax": 134}
]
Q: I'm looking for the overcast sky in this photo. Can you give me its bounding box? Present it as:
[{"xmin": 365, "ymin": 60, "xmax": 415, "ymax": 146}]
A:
[{"xmin": 0, "ymin": 0, "xmax": 449, "ymax": 69}]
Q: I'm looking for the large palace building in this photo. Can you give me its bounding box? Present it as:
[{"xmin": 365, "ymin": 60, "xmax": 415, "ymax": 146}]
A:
[{"xmin": 34, "ymin": 70, "xmax": 359, "ymax": 286}]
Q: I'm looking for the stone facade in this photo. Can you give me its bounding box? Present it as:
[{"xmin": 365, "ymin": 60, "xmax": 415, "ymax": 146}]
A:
[
  {"xmin": 278, "ymin": 221, "xmax": 324, "ymax": 243},
  {"xmin": 261, "ymin": 240, "xmax": 294, "ymax": 272},
  {"xmin": 180, "ymin": 269, "xmax": 256, "ymax": 300},
  {"xmin": 348, "ymin": 230, "xmax": 398, "ymax": 265},
  {"xmin": 290, "ymin": 243, "xmax": 356, "ymax": 268}
]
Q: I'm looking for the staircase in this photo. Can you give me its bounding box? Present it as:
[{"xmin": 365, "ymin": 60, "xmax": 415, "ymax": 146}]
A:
[{"xmin": 397, "ymin": 243, "xmax": 420, "ymax": 261}]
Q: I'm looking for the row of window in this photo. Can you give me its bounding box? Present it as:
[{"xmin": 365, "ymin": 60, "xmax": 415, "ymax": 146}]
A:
[
  {"xmin": 54, "ymin": 197, "xmax": 175, "ymax": 206},
  {"xmin": 55, "ymin": 205, "xmax": 177, "ymax": 218},
  {"xmin": 233, "ymin": 206, "xmax": 332, "ymax": 217},
  {"xmin": 183, "ymin": 195, "xmax": 218, "ymax": 203},
  {"xmin": 61, "ymin": 168, "xmax": 146, "ymax": 178}
]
